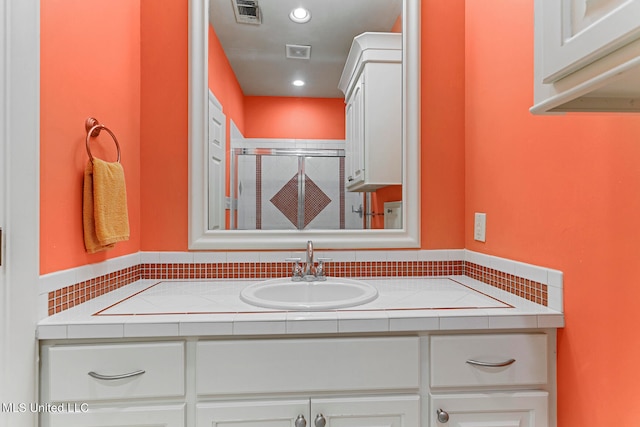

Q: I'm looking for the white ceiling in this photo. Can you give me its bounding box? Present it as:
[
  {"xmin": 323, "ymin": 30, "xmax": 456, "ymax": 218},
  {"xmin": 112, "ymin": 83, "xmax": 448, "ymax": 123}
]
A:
[{"xmin": 209, "ymin": 0, "xmax": 402, "ymax": 98}]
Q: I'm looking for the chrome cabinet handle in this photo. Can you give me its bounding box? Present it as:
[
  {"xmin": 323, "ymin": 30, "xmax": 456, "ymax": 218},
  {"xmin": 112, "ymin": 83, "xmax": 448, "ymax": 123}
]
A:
[
  {"xmin": 436, "ymin": 408, "xmax": 449, "ymax": 423},
  {"xmin": 295, "ymin": 414, "xmax": 307, "ymax": 427},
  {"xmin": 466, "ymin": 358, "xmax": 516, "ymax": 368},
  {"xmin": 314, "ymin": 414, "xmax": 326, "ymax": 427},
  {"xmin": 88, "ymin": 369, "xmax": 145, "ymax": 380}
]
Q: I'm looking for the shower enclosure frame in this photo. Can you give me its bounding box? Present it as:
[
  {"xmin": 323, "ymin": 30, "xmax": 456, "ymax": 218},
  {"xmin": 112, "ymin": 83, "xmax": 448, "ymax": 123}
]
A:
[{"xmin": 229, "ymin": 147, "xmax": 363, "ymax": 230}]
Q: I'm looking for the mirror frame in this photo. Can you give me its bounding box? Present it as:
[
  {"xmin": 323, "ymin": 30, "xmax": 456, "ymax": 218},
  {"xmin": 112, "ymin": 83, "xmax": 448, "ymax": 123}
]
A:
[{"xmin": 188, "ymin": 0, "xmax": 420, "ymax": 250}]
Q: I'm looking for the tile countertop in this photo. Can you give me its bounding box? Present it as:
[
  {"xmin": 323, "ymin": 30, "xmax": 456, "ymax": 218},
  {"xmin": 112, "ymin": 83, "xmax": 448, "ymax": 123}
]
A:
[{"xmin": 37, "ymin": 276, "xmax": 564, "ymax": 340}]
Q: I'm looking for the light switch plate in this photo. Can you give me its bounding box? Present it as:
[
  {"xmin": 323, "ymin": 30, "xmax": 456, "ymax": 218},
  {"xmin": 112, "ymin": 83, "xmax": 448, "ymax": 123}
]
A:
[{"xmin": 474, "ymin": 213, "xmax": 486, "ymax": 242}]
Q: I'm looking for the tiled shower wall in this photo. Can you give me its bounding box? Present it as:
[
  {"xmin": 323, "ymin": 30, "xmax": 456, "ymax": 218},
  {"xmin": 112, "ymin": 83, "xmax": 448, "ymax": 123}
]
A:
[{"xmin": 41, "ymin": 250, "xmax": 563, "ymax": 317}]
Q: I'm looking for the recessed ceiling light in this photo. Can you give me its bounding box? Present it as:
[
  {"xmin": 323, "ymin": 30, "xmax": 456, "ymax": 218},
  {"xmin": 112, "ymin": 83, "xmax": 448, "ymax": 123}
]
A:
[
  {"xmin": 292, "ymin": 79, "xmax": 305, "ymax": 87},
  {"xmin": 289, "ymin": 7, "xmax": 311, "ymax": 23}
]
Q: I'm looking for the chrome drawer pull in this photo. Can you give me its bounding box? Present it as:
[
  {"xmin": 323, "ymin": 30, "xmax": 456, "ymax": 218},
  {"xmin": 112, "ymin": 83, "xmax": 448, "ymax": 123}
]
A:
[
  {"xmin": 295, "ymin": 414, "xmax": 307, "ymax": 427},
  {"xmin": 88, "ymin": 369, "xmax": 146, "ymax": 380},
  {"xmin": 466, "ymin": 358, "xmax": 516, "ymax": 368}
]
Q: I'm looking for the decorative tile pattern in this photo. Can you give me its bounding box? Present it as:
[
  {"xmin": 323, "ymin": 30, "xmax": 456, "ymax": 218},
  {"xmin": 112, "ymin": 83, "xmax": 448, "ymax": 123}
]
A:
[
  {"xmin": 47, "ymin": 259, "xmax": 548, "ymax": 315},
  {"xmin": 270, "ymin": 174, "xmax": 299, "ymax": 227},
  {"xmin": 256, "ymin": 155, "xmax": 262, "ymax": 229},
  {"xmin": 465, "ymin": 262, "xmax": 548, "ymax": 306},
  {"xmin": 303, "ymin": 175, "xmax": 332, "ymax": 228},
  {"xmin": 48, "ymin": 266, "xmax": 140, "ymax": 315},
  {"xmin": 270, "ymin": 173, "xmax": 332, "ymax": 228},
  {"xmin": 339, "ymin": 157, "xmax": 345, "ymax": 229}
]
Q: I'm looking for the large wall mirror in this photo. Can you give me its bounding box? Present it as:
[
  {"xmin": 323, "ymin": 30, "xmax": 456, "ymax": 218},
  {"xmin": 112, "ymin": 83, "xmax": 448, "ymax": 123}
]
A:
[{"xmin": 189, "ymin": 0, "xmax": 420, "ymax": 249}]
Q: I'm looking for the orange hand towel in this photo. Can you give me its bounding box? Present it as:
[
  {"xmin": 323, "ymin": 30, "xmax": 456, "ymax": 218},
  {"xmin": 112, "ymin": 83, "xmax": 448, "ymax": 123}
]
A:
[{"xmin": 83, "ymin": 159, "xmax": 130, "ymax": 253}]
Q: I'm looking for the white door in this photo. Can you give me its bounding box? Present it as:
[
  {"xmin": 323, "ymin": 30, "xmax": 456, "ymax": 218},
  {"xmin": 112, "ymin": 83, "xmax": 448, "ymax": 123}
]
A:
[
  {"xmin": 208, "ymin": 91, "xmax": 226, "ymax": 230},
  {"xmin": 197, "ymin": 399, "xmax": 309, "ymax": 427},
  {"xmin": 311, "ymin": 395, "xmax": 420, "ymax": 427},
  {"xmin": 430, "ymin": 391, "xmax": 549, "ymax": 427},
  {"xmin": 0, "ymin": 1, "xmax": 40, "ymax": 427}
]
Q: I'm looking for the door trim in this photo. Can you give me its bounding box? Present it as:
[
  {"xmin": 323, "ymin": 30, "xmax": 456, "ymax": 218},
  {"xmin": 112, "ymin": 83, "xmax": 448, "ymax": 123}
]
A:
[{"xmin": 0, "ymin": 1, "xmax": 40, "ymax": 426}]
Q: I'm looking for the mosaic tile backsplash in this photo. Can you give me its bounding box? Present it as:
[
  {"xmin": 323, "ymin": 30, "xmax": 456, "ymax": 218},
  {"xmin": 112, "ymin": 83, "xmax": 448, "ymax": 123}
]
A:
[{"xmin": 47, "ymin": 259, "xmax": 547, "ymax": 315}]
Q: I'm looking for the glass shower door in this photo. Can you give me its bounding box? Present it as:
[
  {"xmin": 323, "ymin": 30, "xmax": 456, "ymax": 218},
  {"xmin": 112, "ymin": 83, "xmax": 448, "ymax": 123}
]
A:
[{"xmin": 232, "ymin": 148, "xmax": 364, "ymax": 230}]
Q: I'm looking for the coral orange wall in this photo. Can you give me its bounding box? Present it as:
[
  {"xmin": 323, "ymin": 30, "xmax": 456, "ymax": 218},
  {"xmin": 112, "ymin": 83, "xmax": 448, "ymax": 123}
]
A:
[
  {"xmin": 139, "ymin": 0, "xmax": 189, "ymax": 251},
  {"xmin": 40, "ymin": 0, "xmax": 141, "ymax": 274},
  {"xmin": 391, "ymin": 15, "xmax": 402, "ymax": 33},
  {"xmin": 420, "ymin": 0, "xmax": 466, "ymax": 248},
  {"xmin": 464, "ymin": 1, "xmax": 640, "ymax": 425},
  {"xmin": 371, "ymin": 185, "xmax": 403, "ymax": 229},
  {"xmin": 40, "ymin": 0, "xmax": 466, "ymax": 269},
  {"xmin": 243, "ymin": 97, "xmax": 345, "ymax": 139},
  {"xmin": 208, "ymin": 24, "xmax": 246, "ymax": 135}
]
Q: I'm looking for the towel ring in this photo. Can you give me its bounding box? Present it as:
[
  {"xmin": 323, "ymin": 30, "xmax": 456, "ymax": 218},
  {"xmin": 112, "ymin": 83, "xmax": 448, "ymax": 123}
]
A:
[{"xmin": 85, "ymin": 117, "xmax": 121, "ymax": 163}]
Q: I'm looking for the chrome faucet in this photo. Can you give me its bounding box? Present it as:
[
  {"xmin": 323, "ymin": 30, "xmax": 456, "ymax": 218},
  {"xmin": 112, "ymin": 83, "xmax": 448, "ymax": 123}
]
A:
[
  {"xmin": 303, "ymin": 240, "xmax": 315, "ymax": 280},
  {"xmin": 286, "ymin": 241, "xmax": 331, "ymax": 281}
]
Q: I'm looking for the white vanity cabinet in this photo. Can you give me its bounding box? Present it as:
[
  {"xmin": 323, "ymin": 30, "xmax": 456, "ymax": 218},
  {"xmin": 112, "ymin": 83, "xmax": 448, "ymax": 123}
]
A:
[
  {"xmin": 39, "ymin": 341, "xmax": 186, "ymax": 427},
  {"xmin": 197, "ymin": 399, "xmax": 310, "ymax": 427},
  {"xmin": 532, "ymin": 0, "xmax": 640, "ymax": 113},
  {"xmin": 428, "ymin": 333, "xmax": 551, "ymax": 427},
  {"xmin": 39, "ymin": 332, "xmax": 556, "ymax": 427},
  {"xmin": 38, "ymin": 405, "xmax": 186, "ymax": 427},
  {"xmin": 195, "ymin": 337, "xmax": 420, "ymax": 426},
  {"xmin": 430, "ymin": 392, "xmax": 548, "ymax": 427},
  {"xmin": 194, "ymin": 337, "xmax": 420, "ymax": 395},
  {"xmin": 339, "ymin": 32, "xmax": 402, "ymax": 191},
  {"xmin": 197, "ymin": 396, "xmax": 419, "ymax": 427}
]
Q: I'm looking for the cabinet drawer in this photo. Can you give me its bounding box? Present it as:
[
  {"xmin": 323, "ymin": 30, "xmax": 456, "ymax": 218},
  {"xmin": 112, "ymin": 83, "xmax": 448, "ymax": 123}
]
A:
[
  {"xmin": 43, "ymin": 342, "xmax": 185, "ymax": 401},
  {"xmin": 196, "ymin": 337, "xmax": 419, "ymax": 395},
  {"xmin": 430, "ymin": 391, "xmax": 548, "ymax": 427},
  {"xmin": 430, "ymin": 334, "xmax": 547, "ymax": 388},
  {"xmin": 45, "ymin": 404, "xmax": 185, "ymax": 427}
]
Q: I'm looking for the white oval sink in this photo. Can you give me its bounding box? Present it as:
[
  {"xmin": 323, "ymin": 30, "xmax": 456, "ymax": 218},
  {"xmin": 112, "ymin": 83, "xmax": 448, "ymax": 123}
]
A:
[{"xmin": 240, "ymin": 277, "xmax": 378, "ymax": 311}]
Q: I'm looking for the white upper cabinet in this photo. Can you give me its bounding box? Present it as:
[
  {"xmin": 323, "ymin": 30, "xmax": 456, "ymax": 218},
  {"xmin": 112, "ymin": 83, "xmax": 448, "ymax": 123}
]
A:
[
  {"xmin": 339, "ymin": 32, "xmax": 402, "ymax": 191},
  {"xmin": 532, "ymin": 0, "xmax": 640, "ymax": 113},
  {"xmin": 541, "ymin": 0, "xmax": 640, "ymax": 82}
]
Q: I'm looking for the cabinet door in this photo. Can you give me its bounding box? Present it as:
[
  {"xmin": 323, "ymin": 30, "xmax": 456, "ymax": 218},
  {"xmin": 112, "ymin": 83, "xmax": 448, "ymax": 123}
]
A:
[
  {"xmin": 311, "ymin": 395, "xmax": 419, "ymax": 427},
  {"xmin": 430, "ymin": 391, "xmax": 548, "ymax": 427},
  {"xmin": 345, "ymin": 74, "xmax": 364, "ymax": 190},
  {"xmin": 45, "ymin": 404, "xmax": 185, "ymax": 427},
  {"xmin": 344, "ymin": 95, "xmax": 355, "ymax": 187},
  {"xmin": 197, "ymin": 400, "xmax": 309, "ymax": 427},
  {"xmin": 540, "ymin": 0, "xmax": 640, "ymax": 82}
]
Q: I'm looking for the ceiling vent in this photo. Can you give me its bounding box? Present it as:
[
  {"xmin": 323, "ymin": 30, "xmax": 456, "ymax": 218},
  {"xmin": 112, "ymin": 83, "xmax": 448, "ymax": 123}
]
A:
[
  {"xmin": 232, "ymin": 0, "xmax": 261, "ymax": 25},
  {"xmin": 286, "ymin": 44, "xmax": 311, "ymax": 60}
]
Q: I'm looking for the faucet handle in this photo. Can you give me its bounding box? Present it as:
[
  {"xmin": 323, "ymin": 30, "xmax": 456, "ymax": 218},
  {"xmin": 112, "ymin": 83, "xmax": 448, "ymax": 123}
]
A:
[
  {"xmin": 285, "ymin": 258, "xmax": 303, "ymax": 281},
  {"xmin": 315, "ymin": 257, "xmax": 333, "ymax": 280}
]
